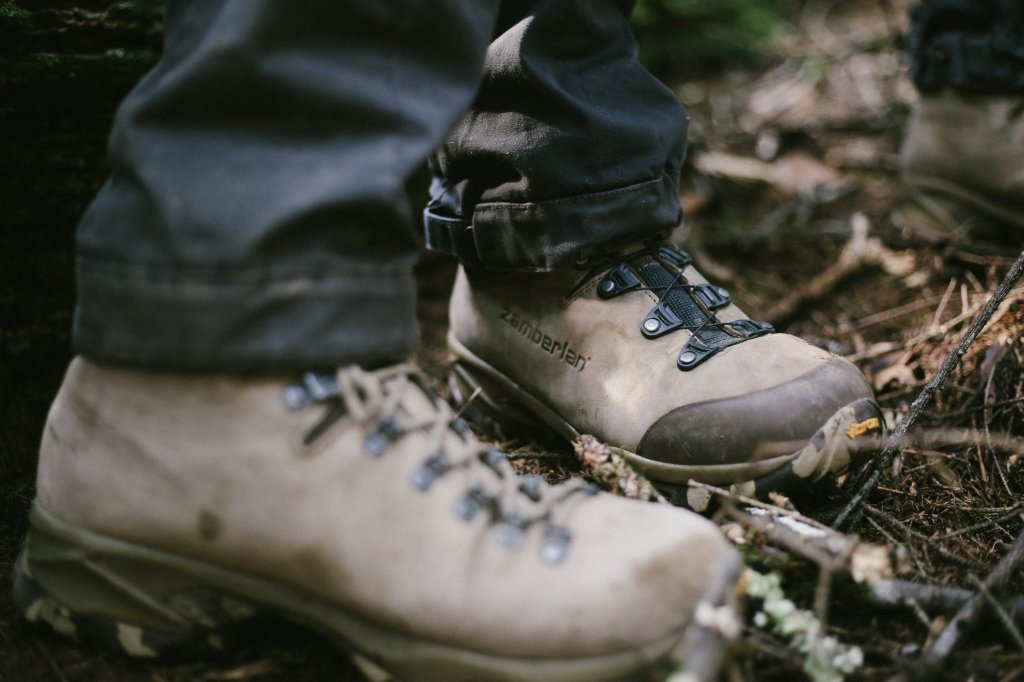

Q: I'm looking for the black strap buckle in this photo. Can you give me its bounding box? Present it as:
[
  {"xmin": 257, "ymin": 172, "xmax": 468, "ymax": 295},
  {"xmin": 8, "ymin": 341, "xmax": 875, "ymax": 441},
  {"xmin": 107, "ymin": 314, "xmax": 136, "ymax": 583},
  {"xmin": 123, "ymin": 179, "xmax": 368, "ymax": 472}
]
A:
[
  {"xmin": 677, "ymin": 337, "xmax": 719, "ymax": 370},
  {"xmin": 729, "ymin": 319, "xmax": 774, "ymax": 338},
  {"xmin": 657, "ymin": 246, "xmax": 692, "ymax": 269},
  {"xmin": 597, "ymin": 264, "xmax": 641, "ymax": 299},
  {"xmin": 692, "ymin": 283, "xmax": 731, "ymax": 310},
  {"xmin": 641, "ymin": 300, "xmax": 685, "ymax": 338},
  {"xmin": 423, "ymin": 206, "xmax": 479, "ymax": 266}
]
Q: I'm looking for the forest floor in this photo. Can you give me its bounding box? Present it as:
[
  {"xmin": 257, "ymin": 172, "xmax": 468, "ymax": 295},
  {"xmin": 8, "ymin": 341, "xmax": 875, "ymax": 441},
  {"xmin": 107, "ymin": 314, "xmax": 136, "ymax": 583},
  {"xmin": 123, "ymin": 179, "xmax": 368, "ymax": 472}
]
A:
[{"xmin": 2, "ymin": 1, "xmax": 1023, "ymax": 680}]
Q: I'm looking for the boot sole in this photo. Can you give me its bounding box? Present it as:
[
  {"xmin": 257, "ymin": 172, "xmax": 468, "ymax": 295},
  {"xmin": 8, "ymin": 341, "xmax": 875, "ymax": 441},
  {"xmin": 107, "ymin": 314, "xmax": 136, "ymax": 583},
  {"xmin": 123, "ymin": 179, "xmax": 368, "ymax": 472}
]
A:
[
  {"xmin": 449, "ymin": 334, "xmax": 884, "ymax": 509},
  {"xmin": 13, "ymin": 503, "xmax": 726, "ymax": 681}
]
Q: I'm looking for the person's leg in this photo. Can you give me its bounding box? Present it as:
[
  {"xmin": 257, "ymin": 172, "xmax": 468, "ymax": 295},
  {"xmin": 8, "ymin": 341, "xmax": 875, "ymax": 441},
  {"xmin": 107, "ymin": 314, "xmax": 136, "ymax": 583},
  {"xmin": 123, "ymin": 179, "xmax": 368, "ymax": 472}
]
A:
[
  {"xmin": 435, "ymin": 0, "xmax": 883, "ymax": 508},
  {"xmin": 15, "ymin": 2, "xmax": 743, "ymax": 678},
  {"xmin": 898, "ymin": 0, "xmax": 1024, "ymax": 247},
  {"xmin": 74, "ymin": 1, "xmax": 500, "ymax": 372},
  {"xmin": 425, "ymin": 0, "xmax": 686, "ymax": 270}
]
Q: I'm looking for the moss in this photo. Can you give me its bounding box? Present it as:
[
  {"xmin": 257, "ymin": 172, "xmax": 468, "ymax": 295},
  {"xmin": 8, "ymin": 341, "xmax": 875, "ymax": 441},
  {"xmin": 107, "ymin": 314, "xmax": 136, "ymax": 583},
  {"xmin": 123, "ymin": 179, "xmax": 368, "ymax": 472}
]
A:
[
  {"xmin": 0, "ymin": 0, "xmax": 31, "ymax": 42},
  {"xmin": 0, "ymin": 0, "xmax": 30, "ymax": 23}
]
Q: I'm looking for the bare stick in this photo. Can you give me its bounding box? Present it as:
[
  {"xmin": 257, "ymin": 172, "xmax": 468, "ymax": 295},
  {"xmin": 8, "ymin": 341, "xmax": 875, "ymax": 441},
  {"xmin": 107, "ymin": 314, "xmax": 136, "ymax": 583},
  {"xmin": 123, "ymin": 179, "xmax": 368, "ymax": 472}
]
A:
[
  {"xmin": 687, "ymin": 480, "xmax": 833, "ymax": 532},
  {"xmin": 832, "ymin": 249, "xmax": 1024, "ymax": 531},
  {"xmin": 868, "ymin": 579, "xmax": 1024, "ymax": 622},
  {"xmin": 722, "ymin": 504, "xmax": 851, "ymax": 571}
]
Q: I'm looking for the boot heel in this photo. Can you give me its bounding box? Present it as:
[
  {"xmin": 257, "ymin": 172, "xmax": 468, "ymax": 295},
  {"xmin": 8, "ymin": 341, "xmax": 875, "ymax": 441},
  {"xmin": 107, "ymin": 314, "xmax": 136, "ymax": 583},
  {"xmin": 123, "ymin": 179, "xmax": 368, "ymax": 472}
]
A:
[{"xmin": 12, "ymin": 505, "xmax": 253, "ymax": 657}]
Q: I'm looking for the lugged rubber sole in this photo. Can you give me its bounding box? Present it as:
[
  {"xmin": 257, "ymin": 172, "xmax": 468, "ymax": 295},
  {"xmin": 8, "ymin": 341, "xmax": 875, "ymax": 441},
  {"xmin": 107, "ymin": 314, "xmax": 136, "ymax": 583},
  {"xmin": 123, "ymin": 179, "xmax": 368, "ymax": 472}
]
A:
[
  {"xmin": 449, "ymin": 333, "xmax": 884, "ymax": 510},
  {"xmin": 12, "ymin": 504, "xmax": 725, "ymax": 681}
]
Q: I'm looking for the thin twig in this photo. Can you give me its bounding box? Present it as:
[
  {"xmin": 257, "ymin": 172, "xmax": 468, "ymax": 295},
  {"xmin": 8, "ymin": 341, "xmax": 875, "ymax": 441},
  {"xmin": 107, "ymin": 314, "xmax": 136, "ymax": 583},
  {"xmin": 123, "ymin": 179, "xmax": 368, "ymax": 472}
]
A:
[
  {"xmin": 967, "ymin": 574, "xmax": 1024, "ymax": 652},
  {"xmin": 33, "ymin": 640, "xmax": 69, "ymax": 682},
  {"xmin": 687, "ymin": 480, "xmax": 833, "ymax": 532},
  {"xmin": 815, "ymin": 566, "xmax": 834, "ymax": 627},
  {"xmin": 842, "ymin": 294, "xmax": 946, "ymax": 332},
  {"xmin": 868, "ymin": 578, "xmax": 1024, "ymax": 622},
  {"xmin": 867, "ymin": 515, "xmax": 930, "ymax": 577},
  {"xmin": 864, "ymin": 504, "xmax": 976, "ymax": 569},
  {"xmin": 919, "ymin": 526, "xmax": 1024, "ymax": 671},
  {"xmin": 833, "ymin": 250, "xmax": 1024, "ymax": 531},
  {"xmin": 722, "ymin": 504, "xmax": 851, "ymax": 571},
  {"xmin": 931, "ymin": 503, "xmax": 1024, "ymax": 541},
  {"xmin": 930, "ymin": 277, "xmax": 957, "ymax": 331}
]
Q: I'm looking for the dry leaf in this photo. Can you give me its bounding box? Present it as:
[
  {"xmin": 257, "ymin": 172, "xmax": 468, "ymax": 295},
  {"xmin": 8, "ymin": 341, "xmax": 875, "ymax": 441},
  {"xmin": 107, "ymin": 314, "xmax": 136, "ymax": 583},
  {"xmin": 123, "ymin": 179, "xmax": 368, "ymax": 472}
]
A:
[{"xmin": 694, "ymin": 150, "xmax": 843, "ymax": 196}]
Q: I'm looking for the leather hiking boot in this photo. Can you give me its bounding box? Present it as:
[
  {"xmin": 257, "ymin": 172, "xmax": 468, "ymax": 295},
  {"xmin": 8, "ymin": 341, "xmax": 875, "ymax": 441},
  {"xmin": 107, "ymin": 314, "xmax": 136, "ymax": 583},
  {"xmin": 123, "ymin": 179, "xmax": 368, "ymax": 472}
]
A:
[
  {"xmin": 895, "ymin": 90, "xmax": 1024, "ymax": 251},
  {"xmin": 13, "ymin": 358, "xmax": 742, "ymax": 681},
  {"xmin": 448, "ymin": 244, "xmax": 884, "ymax": 509}
]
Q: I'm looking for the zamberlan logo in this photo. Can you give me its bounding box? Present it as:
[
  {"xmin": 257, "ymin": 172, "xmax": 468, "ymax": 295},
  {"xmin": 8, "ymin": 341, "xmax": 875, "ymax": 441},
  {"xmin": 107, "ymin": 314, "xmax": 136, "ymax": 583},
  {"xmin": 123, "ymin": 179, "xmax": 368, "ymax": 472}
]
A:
[{"xmin": 498, "ymin": 308, "xmax": 589, "ymax": 371}]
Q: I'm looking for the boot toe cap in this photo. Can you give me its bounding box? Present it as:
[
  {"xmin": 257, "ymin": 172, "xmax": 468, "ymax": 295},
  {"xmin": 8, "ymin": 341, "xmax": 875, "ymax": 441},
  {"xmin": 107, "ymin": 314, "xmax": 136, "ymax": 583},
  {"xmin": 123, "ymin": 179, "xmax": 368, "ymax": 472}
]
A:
[{"xmin": 637, "ymin": 355, "xmax": 874, "ymax": 470}]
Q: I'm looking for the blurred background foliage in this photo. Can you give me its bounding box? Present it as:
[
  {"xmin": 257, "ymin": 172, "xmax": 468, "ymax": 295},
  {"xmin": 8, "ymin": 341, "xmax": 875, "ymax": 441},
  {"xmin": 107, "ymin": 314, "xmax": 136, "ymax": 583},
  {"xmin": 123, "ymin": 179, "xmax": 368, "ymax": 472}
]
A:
[
  {"xmin": 1, "ymin": 0, "xmax": 791, "ymax": 80},
  {"xmin": 631, "ymin": 0, "xmax": 797, "ymax": 78}
]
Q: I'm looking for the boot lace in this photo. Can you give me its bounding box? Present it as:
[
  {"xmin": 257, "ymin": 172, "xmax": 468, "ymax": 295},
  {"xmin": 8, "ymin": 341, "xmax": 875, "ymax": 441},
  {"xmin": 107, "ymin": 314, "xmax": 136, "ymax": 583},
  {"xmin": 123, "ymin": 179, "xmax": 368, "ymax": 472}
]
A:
[{"xmin": 282, "ymin": 364, "xmax": 595, "ymax": 564}]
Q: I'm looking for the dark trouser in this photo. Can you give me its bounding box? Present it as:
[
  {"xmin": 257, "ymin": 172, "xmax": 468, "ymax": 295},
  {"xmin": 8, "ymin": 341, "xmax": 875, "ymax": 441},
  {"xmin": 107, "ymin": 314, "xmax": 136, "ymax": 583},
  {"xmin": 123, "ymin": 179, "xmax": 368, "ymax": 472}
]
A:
[
  {"xmin": 74, "ymin": 0, "xmax": 687, "ymax": 372},
  {"xmin": 909, "ymin": 0, "xmax": 1024, "ymax": 92}
]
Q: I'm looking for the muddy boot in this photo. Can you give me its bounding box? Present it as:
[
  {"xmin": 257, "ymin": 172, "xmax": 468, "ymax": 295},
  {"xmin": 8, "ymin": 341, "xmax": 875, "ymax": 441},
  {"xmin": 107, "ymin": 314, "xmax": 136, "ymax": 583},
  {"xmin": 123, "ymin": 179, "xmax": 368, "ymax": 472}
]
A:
[
  {"xmin": 13, "ymin": 358, "xmax": 742, "ymax": 681},
  {"xmin": 448, "ymin": 244, "xmax": 883, "ymax": 509},
  {"xmin": 895, "ymin": 90, "xmax": 1024, "ymax": 251}
]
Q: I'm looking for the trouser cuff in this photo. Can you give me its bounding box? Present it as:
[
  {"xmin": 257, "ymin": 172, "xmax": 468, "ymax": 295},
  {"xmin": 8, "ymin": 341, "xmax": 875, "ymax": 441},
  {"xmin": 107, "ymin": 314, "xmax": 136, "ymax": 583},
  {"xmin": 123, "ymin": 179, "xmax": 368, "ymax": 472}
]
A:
[
  {"xmin": 424, "ymin": 172, "xmax": 681, "ymax": 272},
  {"xmin": 74, "ymin": 257, "xmax": 418, "ymax": 372}
]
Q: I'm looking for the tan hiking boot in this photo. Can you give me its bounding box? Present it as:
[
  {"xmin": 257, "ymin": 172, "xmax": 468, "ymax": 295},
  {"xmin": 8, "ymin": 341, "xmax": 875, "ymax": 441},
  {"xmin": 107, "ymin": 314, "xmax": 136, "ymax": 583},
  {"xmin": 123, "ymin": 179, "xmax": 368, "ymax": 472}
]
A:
[
  {"xmin": 448, "ymin": 244, "xmax": 883, "ymax": 509},
  {"xmin": 895, "ymin": 90, "xmax": 1024, "ymax": 250},
  {"xmin": 14, "ymin": 358, "xmax": 742, "ymax": 681}
]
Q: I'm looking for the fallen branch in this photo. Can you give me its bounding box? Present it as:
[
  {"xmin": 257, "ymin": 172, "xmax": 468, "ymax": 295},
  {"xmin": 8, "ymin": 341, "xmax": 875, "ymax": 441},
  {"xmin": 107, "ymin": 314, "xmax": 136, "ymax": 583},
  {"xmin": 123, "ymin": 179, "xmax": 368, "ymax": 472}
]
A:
[
  {"xmin": 694, "ymin": 483, "xmax": 895, "ymax": 600},
  {"xmin": 832, "ymin": 248, "xmax": 1024, "ymax": 531},
  {"xmin": 721, "ymin": 503, "xmax": 854, "ymax": 573}
]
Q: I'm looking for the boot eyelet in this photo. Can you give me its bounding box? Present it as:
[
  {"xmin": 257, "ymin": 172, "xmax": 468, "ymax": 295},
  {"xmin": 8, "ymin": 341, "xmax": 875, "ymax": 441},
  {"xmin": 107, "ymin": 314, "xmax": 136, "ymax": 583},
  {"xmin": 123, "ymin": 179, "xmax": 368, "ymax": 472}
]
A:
[
  {"xmin": 540, "ymin": 526, "xmax": 572, "ymax": 564},
  {"xmin": 494, "ymin": 511, "xmax": 528, "ymax": 549},
  {"xmin": 641, "ymin": 301, "xmax": 683, "ymax": 339},
  {"xmin": 518, "ymin": 476, "xmax": 543, "ymax": 502},
  {"xmin": 410, "ymin": 451, "xmax": 449, "ymax": 491},
  {"xmin": 597, "ymin": 264, "xmax": 640, "ymax": 299},
  {"xmin": 677, "ymin": 338, "xmax": 718, "ymax": 370},
  {"xmin": 692, "ymin": 283, "xmax": 731, "ymax": 310},
  {"xmin": 656, "ymin": 246, "xmax": 692, "ymax": 268},
  {"xmin": 450, "ymin": 419, "xmax": 471, "ymax": 440},
  {"xmin": 364, "ymin": 417, "xmax": 402, "ymax": 456},
  {"xmin": 455, "ymin": 485, "xmax": 490, "ymax": 521},
  {"xmin": 481, "ymin": 448, "xmax": 506, "ymax": 475}
]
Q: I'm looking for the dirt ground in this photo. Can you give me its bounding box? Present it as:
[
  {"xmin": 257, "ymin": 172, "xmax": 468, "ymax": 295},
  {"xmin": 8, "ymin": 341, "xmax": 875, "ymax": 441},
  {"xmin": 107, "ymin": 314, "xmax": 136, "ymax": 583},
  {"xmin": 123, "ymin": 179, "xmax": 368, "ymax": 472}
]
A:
[{"xmin": 2, "ymin": 1, "xmax": 1023, "ymax": 680}]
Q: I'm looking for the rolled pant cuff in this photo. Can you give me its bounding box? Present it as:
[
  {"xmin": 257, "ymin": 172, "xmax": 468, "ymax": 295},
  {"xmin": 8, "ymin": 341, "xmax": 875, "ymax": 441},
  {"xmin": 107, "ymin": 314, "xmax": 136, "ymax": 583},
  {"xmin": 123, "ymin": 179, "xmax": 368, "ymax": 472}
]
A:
[
  {"xmin": 424, "ymin": 172, "xmax": 682, "ymax": 272},
  {"xmin": 73, "ymin": 256, "xmax": 418, "ymax": 373}
]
